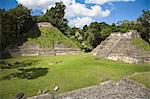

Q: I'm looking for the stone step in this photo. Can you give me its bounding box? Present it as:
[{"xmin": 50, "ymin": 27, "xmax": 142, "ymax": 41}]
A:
[{"xmin": 95, "ymin": 37, "xmax": 122, "ymax": 57}]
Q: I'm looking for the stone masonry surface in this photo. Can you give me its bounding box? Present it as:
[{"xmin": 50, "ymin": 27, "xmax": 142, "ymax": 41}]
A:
[
  {"xmin": 28, "ymin": 79, "xmax": 150, "ymax": 99},
  {"xmin": 92, "ymin": 31, "xmax": 150, "ymax": 63}
]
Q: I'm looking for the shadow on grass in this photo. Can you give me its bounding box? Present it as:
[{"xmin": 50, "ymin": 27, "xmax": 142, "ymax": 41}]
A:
[
  {"xmin": 0, "ymin": 68, "xmax": 49, "ymax": 80},
  {"xmin": 0, "ymin": 60, "xmax": 40, "ymax": 70}
]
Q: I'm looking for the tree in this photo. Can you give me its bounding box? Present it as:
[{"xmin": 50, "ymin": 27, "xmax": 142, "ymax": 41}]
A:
[
  {"xmin": 0, "ymin": 4, "xmax": 36, "ymax": 50},
  {"xmin": 84, "ymin": 22, "xmax": 111, "ymax": 48},
  {"xmin": 117, "ymin": 20, "xmax": 137, "ymax": 33},
  {"xmin": 101, "ymin": 27, "xmax": 112, "ymax": 40},
  {"xmin": 137, "ymin": 10, "xmax": 150, "ymax": 43},
  {"xmin": 45, "ymin": 2, "xmax": 68, "ymax": 34},
  {"xmin": 72, "ymin": 22, "xmax": 113, "ymax": 52}
]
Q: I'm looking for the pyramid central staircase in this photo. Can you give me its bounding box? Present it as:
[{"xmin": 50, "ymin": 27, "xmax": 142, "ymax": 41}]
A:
[{"xmin": 92, "ymin": 34, "xmax": 122, "ymax": 57}]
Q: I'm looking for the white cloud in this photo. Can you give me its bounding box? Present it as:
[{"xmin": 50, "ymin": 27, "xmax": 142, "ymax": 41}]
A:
[
  {"xmin": 65, "ymin": 4, "xmax": 110, "ymax": 27},
  {"xmin": 17, "ymin": 0, "xmax": 75, "ymax": 10},
  {"xmin": 65, "ymin": 3, "xmax": 110, "ymax": 18},
  {"xmin": 17, "ymin": 0, "xmax": 110, "ymax": 17},
  {"xmin": 68, "ymin": 17, "xmax": 93, "ymax": 28},
  {"xmin": 16, "ymin": 0, "xmax": 135, "ymax": 28},
  {"xmin": 85, "ymin": 0, "xmax": 135, "ymax": 5},
  {"xmin": 17, "ymin": 0, "xmax": 56, "ymax": 10}
]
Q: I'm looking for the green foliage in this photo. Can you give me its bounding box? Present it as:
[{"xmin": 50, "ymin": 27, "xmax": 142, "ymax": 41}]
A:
[
  {"xmin": 132, "ymin": 38, "xmax": 150, "ymax": 51},
  {"xmin": 44, "ymin": 2, "xmax": 68, "ymax": 34},
  {"xmin": 100, "ymin": 27, "xmax": 112, "ymax": 39},
  {"xmin": 137, "ymin": 10, "xmax": 150, "ymax": 43},
  {"xmin": 36, "ymin": 15, "xmax": 48, "ymax": 22},
  {"xmin": 0, "ymin": 9, "xmax": 17, "ymax": 50},
  {"xmin": 0, "ymin": 4, "xmax": 36, "ymax": 50},
  {"xmin": 114, "ymin": 20, "xmax": 137, "ymax": 33},
  {"xmin": 27, "ymin": 27, "xmax": 77, "ymax": 48},
  {"xmin": 69, "ymin": 22, "xmax": 113, "ymax": 52}
]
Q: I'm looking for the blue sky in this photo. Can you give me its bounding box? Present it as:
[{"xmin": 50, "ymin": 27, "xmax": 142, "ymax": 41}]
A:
[{"xmin": 0, "ymin": 0, "xmax": 149, "ymax": 28}]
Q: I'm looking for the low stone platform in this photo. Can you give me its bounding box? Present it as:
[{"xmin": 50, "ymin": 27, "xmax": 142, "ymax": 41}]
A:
[
  {"xmin": 0, "ymin": 43, "xmax": 81, "ymax": 58},
  {"xmin": 28, "ymin": 79, "xmax": 150, "ymax": 99},
  {"xmin": 55, "ymin": 79, "xmax": 150, "ymax": 99}
]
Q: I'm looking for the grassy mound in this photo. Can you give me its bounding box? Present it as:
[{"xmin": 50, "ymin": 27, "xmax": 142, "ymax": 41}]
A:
[
  {"xmin": 132, "ymin": 37, "xmax": 150, "ymax": 51},
  {"xmin": 129, "ymin": 72, "xmax": 150, "ymax": 88},
  {"xmin": 26, "ymin": 26, "xmax": 77, "ymax": 48},
  {"xmin": 0, "ymin": 54, "xmax": 150, "ymax": 98}
]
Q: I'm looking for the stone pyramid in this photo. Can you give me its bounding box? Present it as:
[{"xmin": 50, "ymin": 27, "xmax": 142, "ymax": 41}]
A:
[{"xmin": 92, "ymin": 31, "xmax": 150, "ymax": 63}]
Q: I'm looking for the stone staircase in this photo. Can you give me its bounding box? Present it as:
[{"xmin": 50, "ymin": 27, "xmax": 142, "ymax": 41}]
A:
[
  {"xmin": 92, "ymin": 34, "xmax": 122, "ymax": 57},
  {"xmin": 110, "ymin": 38, "xmax": 143, "ymax": 56}
]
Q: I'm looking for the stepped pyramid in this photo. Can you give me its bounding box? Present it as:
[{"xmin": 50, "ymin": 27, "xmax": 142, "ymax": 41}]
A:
[{"xmin": 92, "ymin": 31, "xmax": 150, "ymax": 63}]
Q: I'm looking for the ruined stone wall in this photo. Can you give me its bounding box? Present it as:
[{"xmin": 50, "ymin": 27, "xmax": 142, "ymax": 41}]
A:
[
  {"xmin": 6, "ymin": 48, "xmax": 81, "ymax": 57},
  {"xmin": 36, "ymin": 22, "xmax": 53, "ymax": 28},
  {"xmin": 107, "ymin": 54, "xmax": 147, "ymax": 63},
  {"xmin": 110, "ymin": 30, "xmax": 140, "ymax": 39},
  {"xmin": 110, "ymin": 55, "xmax": 150, "ymax": 63},
  {"xmin": 0, "ymin": 43, "xmax": 81, "ymax": 58}
]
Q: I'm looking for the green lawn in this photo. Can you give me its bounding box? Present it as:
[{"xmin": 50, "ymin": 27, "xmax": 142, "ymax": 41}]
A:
[{"xmin": 0, "ymin": 54, "xmax": 150, "ymax": 99}]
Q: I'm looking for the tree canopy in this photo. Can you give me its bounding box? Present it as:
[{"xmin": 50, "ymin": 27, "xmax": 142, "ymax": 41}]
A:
[
  {"xmin": 137, "ymin": 10, "xmax": 150, "ymax": 43},
  {"xmin": 0, "ymin": 4, "xmax": 36, "ymax": 50}
]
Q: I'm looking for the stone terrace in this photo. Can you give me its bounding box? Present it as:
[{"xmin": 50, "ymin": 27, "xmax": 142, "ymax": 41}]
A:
[{"xmin": 92, "ymin": 31, "xmax": 150, "ymax": 63}]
